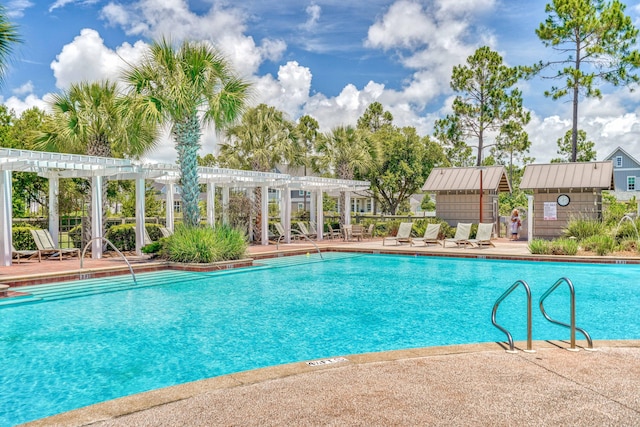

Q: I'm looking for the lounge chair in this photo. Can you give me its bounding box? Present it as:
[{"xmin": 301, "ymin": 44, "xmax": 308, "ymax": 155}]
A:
[
  {"xmin": 30, "ymin": 229, "xmax": 80, "ymax": 261},
  {"xmin": 12, "ymin": 244, "xmax": 41, "ymax": 263},
  {"xmin": 469, "ymin": 223, "xmax": 495, "ymax": 247},
  {"xmin": 296, "ymin": 222, "xmax": 316, "ymax": 239},
  {"xmin": 444, "ymin": 223, "xmax": 472, "ymax": 248},
  {"xmin": 159, "ymin": 226, "xmax": 173, "ymax": 238},
  {"xmin": 411, "ymin": 223, "xmax": 442, "ymax": 246},
  {"xmin": 351, "ymin": 224, "xmax": 365, "ymax": 241},
  {"xmin": 383, "ymin": 222, "xmax": 413, "ymax": 246}
]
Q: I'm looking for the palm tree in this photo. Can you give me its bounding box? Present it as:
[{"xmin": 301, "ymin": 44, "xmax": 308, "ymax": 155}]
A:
[
  {"xmin": 123, "ymin": 38, "xmax": 250, "ymax": 227},
  {"xmin": 316, "ymin": 126, "xmax": 371, "ymax": 226},
  {"xmin": 0, "ymin": 5, "xmax": 21, "ymax": 86},
  {"xmin": 35, "ymin": 80, "xmax": 158, "ymax": 247},
  {"xmin": 218, "ymin": 104, "xmax": 303, "ymax": 242}
]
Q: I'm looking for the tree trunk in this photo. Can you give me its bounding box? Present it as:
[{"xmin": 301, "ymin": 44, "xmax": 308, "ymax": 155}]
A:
[
  {"xmin": 252, "ymin": 187, "xmax": 263, "ymax": 244},
  {"xmin": 174, "ymin": 115, "xmax": 202, "ymax": 228}
]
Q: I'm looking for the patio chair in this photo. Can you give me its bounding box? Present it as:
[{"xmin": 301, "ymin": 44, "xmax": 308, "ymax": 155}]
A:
[
  {"xmin": 411, "ymin": 223, "xmax": 442, "ymax": 246},
  {"xmin": 362, "ymin": 224, "xmax": 374, "ymax": 240},
  {"xmin": 327, "ymin": 224, "xmax": 341, "ymax": 240},
  {"xmin": 468, "ymin": 223, "xmax": 495, "ymax": 247},
  {"xmin": 351, "ymin": 224, "xmax": 365, "ymax": 241},
  {"xmin": 383, "ymin": 222, "xmax": 413, "ymax": 246},
  {"xmin": 30, "ymin": 229, "xmax": 80, "ymax": 261},
  {"xmin": 443, "ymin": 223, "xmax": 472, "ymax": 248},
  {"xmin": 12, "ymin": 244, "xmax": 41, "ymax": 263}
]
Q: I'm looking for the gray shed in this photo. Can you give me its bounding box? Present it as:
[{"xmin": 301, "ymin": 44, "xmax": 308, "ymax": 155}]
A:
[
  {"xmin": 422, "ymin": 166, "xmax": 511, "ymax": 229},
  {"xmin": 520, "ymin": 162, "xmax": 614, "ymax": 239}
]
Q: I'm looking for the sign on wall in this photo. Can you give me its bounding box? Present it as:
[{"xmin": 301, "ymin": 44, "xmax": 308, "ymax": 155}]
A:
[{"xmin": 543, "ymin": 202, "xmax": 557, "ymax": 220}]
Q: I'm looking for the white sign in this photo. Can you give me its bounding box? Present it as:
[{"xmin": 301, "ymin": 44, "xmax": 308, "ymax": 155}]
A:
[{"xmin": 544, "ymin": 202, "xmax": 557, "ymax": 220}]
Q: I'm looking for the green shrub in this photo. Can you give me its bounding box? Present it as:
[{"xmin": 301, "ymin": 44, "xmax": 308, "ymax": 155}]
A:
[
  {"xmin": 550, "ymin": 238, "xmax": 578, "ymax": 255},
  {"xmin": 612, "ymin": 218, "xmax": 640, "ymax": 243},
  {"xmin": 163, "ymin": 224, "xmax": 247, "ymax": 263},
  {"xmin": 529, "ymin": 239, "xmax": 551, "ymax": 255},
  {"xmin": 617, "ymin": 238, "xmax": 639, "ymax": 253},
  {"xmin": 69, "ymin": 225, "xmax": 83, "ymax": 249},
  {"xmin": 104, "ymin": 223, "xmax": 163, "ymax": 251},
  {"xmin": 581, "ymin": 235, "xmax": 617, "ymax": 256},
  {"xmin": 563, "ymin": 217, "xmax": 605, "ymax": 241},
  {"xmin": 12, "ymin": 226, "xmax": 37, "ymax": 250}
]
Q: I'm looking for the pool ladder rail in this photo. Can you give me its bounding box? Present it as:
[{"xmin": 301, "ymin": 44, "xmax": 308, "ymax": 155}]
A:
[{"xmin": 492, "ymin": 277, "xmax": 594, "ymax": 353}]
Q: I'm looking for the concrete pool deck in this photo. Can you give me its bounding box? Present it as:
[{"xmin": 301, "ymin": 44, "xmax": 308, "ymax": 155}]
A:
[
  {"xmin": 25, "ymin": 340, "xmax": 640, "ymax": 426},
  {"xmin": 5, "ymin": 238, "xmax": 640, "ymax": 426}
]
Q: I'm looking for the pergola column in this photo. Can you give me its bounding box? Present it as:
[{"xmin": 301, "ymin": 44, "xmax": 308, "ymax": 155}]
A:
[
  {"xmin": 48, "ymin": 176, "xmax": 59, "ymax": 248},
  {"xmin": 527, "ymin": 194, "xmax": 534, "ymax": 242},
  {"xmin": 91, "ymin": 176, "xmax": 103, "ymax": 258},
  {"xmin": 315, "ymin": 190, "xmax": 324, "ymax": 241},
  {"xmin": 135, "ymin": 176, "xmax": 146, "ymax": 255},
  {"xmin": 0, "ymin": 170, "xmax": 12, "ymax": 266},
  {"xmin": 165, "ymin": 182, "xmax": 175, "ymax": 232},
  {"xmin": 310, "ymin": 191, "xmax": 316, "ymax": 224},
  {"xmin": 207, "ymin": 182, "xmax": 215, "ymax": 227},
  {"xmin": 344, "ymin": 192, "xmax": 352, "ymax": 226},
  {"xmin": 261, "ymin": 185, "xmax": 269, "ymax": 245},
  {"xmin": 222, "ymin": 186, "xmax": 229, "ymax": 225},
  {"xmin": 283, "ymin": 187, "xmax": 291, "ymax": 243}
]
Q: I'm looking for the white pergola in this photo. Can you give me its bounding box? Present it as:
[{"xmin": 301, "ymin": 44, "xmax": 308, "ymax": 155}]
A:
[{"xmin": 0, "ymin": 149, "xmax": 369, "ymax": 266}]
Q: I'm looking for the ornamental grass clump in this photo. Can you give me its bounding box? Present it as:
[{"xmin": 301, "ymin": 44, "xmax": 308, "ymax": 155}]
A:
[
  {"xmin": 528, "ymin": 239, "xmax": 551, "ymax": 255},
  {"xmin": 164, "ymin": 225, "xmax": 247, "ymax": 263},
  {"xmin": 549, "ymin": 238, "xmax": 578, "ymax": 256},
  {"xmin": 563, "ymin": 217, "xmax": 605, "ymax": 241},
  {"xmin": 581, "ymin": 234, "xmax": 617, "ymax": 256}
]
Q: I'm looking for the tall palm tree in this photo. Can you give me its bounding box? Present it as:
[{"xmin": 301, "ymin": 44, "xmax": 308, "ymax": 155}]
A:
[
  {"xmin": 123, "ymin": 38, "xmax": 250, "ymax": 227},
  {"xmin": 35, "ymin": 80, "xmax": 158, "ymax": 247},
  {"xmin": 218, "ymin": 104, "xmax": 303, "ymax": 242},
  {"xmin": 316, "ymin": 126, "xmax": 371, "ymax": 226},
  {"xmin": 0, "ymin": 5, "xmax": 21, "ymax": 86}
]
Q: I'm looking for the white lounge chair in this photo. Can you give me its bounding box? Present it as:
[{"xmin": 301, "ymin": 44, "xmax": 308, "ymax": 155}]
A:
[
  {"xmin": 383, "ymin": 222, "xmax": 413, "ymax": 246},
  {"xmin": 30, "ymin": 229, "xmax": 80, "ymax": 261},
  {"xmin": 411, "ymin": 223, "xmax": 441, "ymax": 246},
  {"xmin": 444, "ymin": 223, "xmax": 472, "ymax": 248},
  {"xmin": 159, "ymin": 226, "xmax": 173, "ymax": 238},
  {"xmin": 469, "ymin": 223, "xmax": 495, "ymax": 247}
]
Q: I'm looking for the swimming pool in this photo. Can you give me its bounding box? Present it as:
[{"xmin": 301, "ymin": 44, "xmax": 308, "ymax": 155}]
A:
[{"xmin": 2, "ymin": 253, "xmax": 639, "ymax": 425}]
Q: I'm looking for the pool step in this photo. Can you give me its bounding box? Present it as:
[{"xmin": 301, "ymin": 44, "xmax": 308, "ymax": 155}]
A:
[{"xmin": 3, "ymin": 270, "xmax": 202, "ymax": 305}]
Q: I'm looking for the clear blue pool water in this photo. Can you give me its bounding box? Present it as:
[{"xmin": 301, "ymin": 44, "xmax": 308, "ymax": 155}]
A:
[{"xmin": 2, "ymin": 253, "xmax": 640, "ymax": 425}]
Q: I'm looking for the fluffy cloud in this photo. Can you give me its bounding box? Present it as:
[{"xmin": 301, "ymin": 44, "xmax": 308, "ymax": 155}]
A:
[
  {"xmin": 1, "ymin": 94, "xmax": 47, "ymax": 115},
  {"xmin": 50, "ymin": 29, "xmax": 147, "ymax": 90},
  {"xmin": 6, "ymin": 0, "xmax": 34, "ymax": 18},
  {"xmin": 100, "ymin": 0, "xmax": 285, "ymax": 77}
]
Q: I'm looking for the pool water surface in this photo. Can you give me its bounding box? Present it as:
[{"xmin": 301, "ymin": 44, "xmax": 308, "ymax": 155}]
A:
[{"xmin": 1, "ymin": 253, "xmax": 639, "ymax": 425}]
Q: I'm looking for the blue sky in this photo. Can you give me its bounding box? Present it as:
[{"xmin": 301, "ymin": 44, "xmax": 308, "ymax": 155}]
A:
[{"xmin": 2, "ymin": 0, "xmax": 640, "ymax": 164}]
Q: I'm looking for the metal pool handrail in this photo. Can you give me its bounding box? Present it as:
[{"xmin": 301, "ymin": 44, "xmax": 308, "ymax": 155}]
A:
[
  {"xmin": 81, "ymin": 237, "xmax": 138, "ymax": 285},
  {"xmin": 491, "ymin": 279, "xmax": 534, "ymax": 353},
  {"xmin": 278, "ymin": 230, "xmax": 323, "ymax": 260},
  {"xmin": 539, "ymin": 277, "xmax": 593, "ymax": 351}
]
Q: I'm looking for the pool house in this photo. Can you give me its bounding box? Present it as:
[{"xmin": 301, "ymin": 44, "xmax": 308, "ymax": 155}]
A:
[
  {"xmin": 519, "ymin": 161, "xmax": 614, "ymax": 239},
  {"xmin": 0, "ymin": 148, "xmax": 369, "ymax": 266}
]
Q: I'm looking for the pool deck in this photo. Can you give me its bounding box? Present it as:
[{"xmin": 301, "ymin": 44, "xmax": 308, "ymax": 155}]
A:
[{"xmin": 7, "ymin": 238, "xmax": 640, "ymax": 426}]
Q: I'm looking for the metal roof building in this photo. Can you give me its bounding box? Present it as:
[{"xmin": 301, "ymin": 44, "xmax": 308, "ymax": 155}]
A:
[
  {"xmin": 520, "ymin": 161, "xmax": 614, "ymax": 239},
  {"xmin": 422, "ymin": 166, "xmax": 511, "ymax": 230}
]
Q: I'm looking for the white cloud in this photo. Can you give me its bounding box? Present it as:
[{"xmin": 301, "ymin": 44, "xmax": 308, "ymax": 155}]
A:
[
  {"xmin": 6, "ymin": 0, "xmax": 34, "ymax": 18},
  {"xmin": 0, "ymin": 94, "xmax": 47, "ymax": 115},
  {"xmin": 12, "ymin": 81, "xmax": 34, "ymax": 96},
  {"xmin": 50, "ymin": 29, "xmax": 147, "ymax": 90},
  {"xmin": 100, "ymin": 0, "xmax": 286, "ymax": 77},
  {"xmin": 301, "ymin": 3, "xmax": 321, "ymax": 31},
  {"xmin": 252, "ymin": 61, "xmax": 313, "ymax": 119},
  {"xmin": 49, "ymin": 0, "xmax": 98, "ymax": 13}
]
